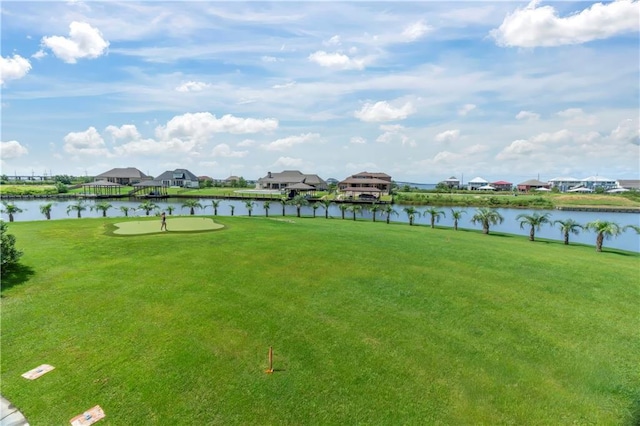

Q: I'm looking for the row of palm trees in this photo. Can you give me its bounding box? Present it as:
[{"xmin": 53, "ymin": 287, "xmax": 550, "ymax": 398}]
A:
[{"xmin": 2, "ymin": 199, "xmax": 639, "ymax": 252}]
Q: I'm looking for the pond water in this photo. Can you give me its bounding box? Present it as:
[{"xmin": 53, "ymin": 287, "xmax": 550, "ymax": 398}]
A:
[{"xmin": 2, "ymin": 198, "xmax": 639, "ymax": 252}]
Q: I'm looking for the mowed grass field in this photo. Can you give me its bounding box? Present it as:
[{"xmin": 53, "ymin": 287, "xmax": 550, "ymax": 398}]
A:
[{"xmin": 1, "ymin": 216, "xmax": 639, "ymax": 424}]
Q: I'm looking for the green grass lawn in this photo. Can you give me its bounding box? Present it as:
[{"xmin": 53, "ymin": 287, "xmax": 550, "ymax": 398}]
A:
[{"xmin": 1, "ymin": 217, "xmax": 639, "ymax": 424}]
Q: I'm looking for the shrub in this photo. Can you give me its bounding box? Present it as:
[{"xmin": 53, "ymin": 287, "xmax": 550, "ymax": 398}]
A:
[{"xmin": 0, "ymin": 221, "xmax": 23, "ymax": 277}]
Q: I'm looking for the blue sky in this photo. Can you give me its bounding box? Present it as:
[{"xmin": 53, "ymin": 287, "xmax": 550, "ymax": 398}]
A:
[{"xmin": 1, "ymin": 0, "xmax": 638, "ymax": 183}]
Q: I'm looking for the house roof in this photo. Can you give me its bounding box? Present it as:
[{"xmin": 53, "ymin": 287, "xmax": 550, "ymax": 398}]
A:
[
  {"xmin": 444, "ymin": 176, "xmax": 459, "ymax": 181},
  {"xmin": 582, "ymin": 175, "xmax": 614, "ymax": 182},
  {"xmin": 82, "ymin": 180, "xmax": 123, "ymax": 187},
  {"xmin": 468, "ymin": 177, "xmax": 488, "ymax": 183},
  {"xmin": 353, "ymin": 171, "xmax": 391, "ymax": 179},
  {"xmin": 477, "ymin": 185, "xmax": 496, "ymax": 190},
  {"xmin": 286, "ymin": 182, "xmax": 316, "ymax": 190},
  {"xmin": 155, "ymin": 169, "xmax": 198, "ymax": 181},
  {"xmin": 518, "ymin": 179, "xmax": 549, "ymax": 186},
  {"xmin": 549, "ymin": 177, "xmax": 580, "ymax": 182},
  {"xmin": 492, "ymin": 180, "xmax": 512, "ymax": 185},
  {"xmin": 259, "ymin": 170, "xmax": 327, "ymax": 186},
  {"xmin": 95, "ymin": 167, "xmax": 150, "ymax": 179},
  {"xmin": 617, "ymin": 179, "xmax": 640, "ymax": 189},
  {"xmin": 133, "ymin": 180, "xmax": 164, "ymax": 187},
  {"xmin": 339, "ymin": 177, "xmax": 391, "ymax": 185}
]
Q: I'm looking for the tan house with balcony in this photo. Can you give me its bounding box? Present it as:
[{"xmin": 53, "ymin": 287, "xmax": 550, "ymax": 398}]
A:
[{"xmin": 338, "ymin": 171, "xmax": 392, "ymax": 200}]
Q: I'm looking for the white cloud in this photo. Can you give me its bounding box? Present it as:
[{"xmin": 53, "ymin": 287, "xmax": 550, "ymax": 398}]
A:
[
  {"xmin": 324, "ymin": 35, "xmax": 341, "ymax": 46},
  {"xmin": 156, "ymin": 112, "xmax": 278, "ymax": 142},
  {"xmin": 354, "ymin": 101, "xmax": 416, "ymax": 122},
  {"xmin": 0, "ymin": 55, "xmax": 32, "ymax": 85},
  {"xmin": 376, "ymin": 125, "xmax": 415, "ymax": 147},
  {"xmin": 1, "ymin": 140, "xmax": 29, "ymax": 159},
  {"xmin": 176, "ymin": 81, "xmax": 211, "ymax": 92},
  {"xmin": 63, "ymin": 127, "xmax": 110, "ymax": 156},
  {"xmin": 211, "ymin": 143, "xmax": 248, "ymax": 158},
  {"xmin": 458, "ymin": 103, "xmax": 476, "ymax": 116},
  {"xmin": 401, "ymin": 20, "xmax": 431, "ymax": 42},
  {"xmin": 308, "ymin": 51, "xmax": 365, "ymax": 70},
  {"xmin": 237, "ymin": 139, "xmax": 255, "ymax": 147},
  {"xmin": 261, "ymin": 133, "xmax": 320, "ymax": 151},
  {"xmin": 515, "ymin": 110, "xmax": 540, "ymax": 121},
  {"xmin": 261, "ymin": 56, "xmax": 279, "ymax": 62},
  {"xmin": 435, "ymin": 129, "xmax": 460, "ymax": 143},
  {"xmin": 272, "ymin": 156, "xmax": 305, "ymax": 168},
  {"xmin": 491, "ymin": 0, "xmax": 640, "ymax": 47},
  {"xmin": 350, "ymin": 136, "xmax": 366, "ymax": 144},
  {"xmin": 272, "ymin": 81, "xmax": 296, "ymax": 89},
  {"xmin": 41, "ymin": 21, "xmax": 109, "ymax": 63},
  {"xmin": 556, "ymin": 108, "xmax": 597, "ymax": 126},
  {"xmin": 609, "ymin": 118, "xmax": 640, "ymax": 145},
  {"xmin": 105, "ymin": 124, "xmax": 141, "ymax": 141},
  {"xmin": 31, "ymin": 50, "xmax": 47, "ymax": 59}
]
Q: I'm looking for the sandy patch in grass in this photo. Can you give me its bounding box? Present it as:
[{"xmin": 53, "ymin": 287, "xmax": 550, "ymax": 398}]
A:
[{"xmin": 113, "ymin": 217, "xmax": 224, "ymax": 235}]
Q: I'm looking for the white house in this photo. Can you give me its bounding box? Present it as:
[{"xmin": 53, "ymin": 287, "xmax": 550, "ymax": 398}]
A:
[
  {"xmin": 155, "ymin": 169, "xmax": 200, "ymax": 188},
  {"xmin": 580, "ymin": 176, "xmax": 617, "ymax": 191},
  {"xmin": 548, "ymin": 177, "xmax": 582, "ymax": 192},
  {"xmin": 467, "ymin": 177, "xmax": 488, "ymax": 191}
]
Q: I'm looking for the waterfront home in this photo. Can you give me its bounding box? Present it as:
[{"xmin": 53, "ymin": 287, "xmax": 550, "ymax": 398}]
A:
[
  {"xmin": 517, "ymin": 179, "xmax": 550, "ymax": 192},
  {"xmin": 440, "ymin": 176, "xmax": 460, "ymax": 189},
  {"xmin": 467, "ymin": 177, "xmax": 488, "ymax": 191},
  {"xmin": 580, "ymin": 176, "xmax": 617, "ymax": 191},
  {"xmin": 548, "ymin": 177, "xmax": 582, "ymax": 192},
  {"xmin": 257, "ymin": 170, "xmax": 328, "ymax": 192},
  {"xmin": 491, "ymin": 180, "xmax": 513, "ymax": 191},
  {"xmin": 155, "ymin": 169, "xmax": 200, "ymax": 188},
  {"xmin": 338, "ymin": 171, "xmax": 392, "ymax": 199},
  {"xmin": 94, "ymin": 167, "xmax": 152, "ymax": 185},
  {"xmin": 616, "ymin": 179, "xmax": 640, "ymax": 191}
]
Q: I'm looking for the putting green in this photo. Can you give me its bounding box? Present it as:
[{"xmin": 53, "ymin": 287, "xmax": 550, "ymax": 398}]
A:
[{"xmin": 112, "ymin": 217, "xmax": 224, "ymax": 235}]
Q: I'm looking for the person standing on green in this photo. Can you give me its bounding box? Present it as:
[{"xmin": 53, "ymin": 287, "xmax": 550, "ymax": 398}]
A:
[{"xmin": 160, "ymin": 212, "xmax": 167, "ymax": 231}]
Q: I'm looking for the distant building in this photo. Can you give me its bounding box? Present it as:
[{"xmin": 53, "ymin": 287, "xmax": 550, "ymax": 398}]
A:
[
  {"xmin": 580, "ymin": 176, "xmax": 617, "ymax": 191},
  {"xmin": 338, "ymin": 171, "xmax": 392, "ymax": 199},
  {"xmin": 491, "ymin": 180, "xmax": 512, "ymax": 191},
  {"xmin": 467, "ymin": 177, "xmax": 488, "ymax": 191},
  {"xmin": 517, "ymin": 179, "xmax": 550, "ymax": 192},
  {"xmin": 548, "ymin": 177, "xmax": 582, "ymax": 192},
  {"xmin": 155, "ymin": 169, "xmax": 200, "ymax": 188},
  {"xmin": 617, "ymin": 179, "xmax": 640, "ymax": 190},
  {"xmin": 257, "ymin": 170, "xmax": 328, "ymax": 192},
  {"xmin": 440, "ymin": 176, "xmax": 460, "ymax": 189},
  {"xmin": 94, "ymin": 167, "xmax": 151, "ymax": 185}
]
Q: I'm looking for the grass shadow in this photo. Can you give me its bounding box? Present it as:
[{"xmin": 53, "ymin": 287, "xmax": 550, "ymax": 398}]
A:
[{"xmin": 1, "ymin": 263, "xmax": 35, "ymax": 294}]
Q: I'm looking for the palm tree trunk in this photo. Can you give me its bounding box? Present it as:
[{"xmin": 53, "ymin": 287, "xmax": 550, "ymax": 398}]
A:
[
  {"xmin": 9, "ymin": 214, "xmax": 14, "ymax": 222},
  {"xmin": 103, "ymin": 211, "xmax": 107, "ymax": 217},
  {"xmin": 596, "ymin": 233, "xmax": 604, "ymax": 252},
  {"xmin": 431, "ymin": 218, "xmax": 435, "ymax": 228},
  {"xmin": 483, "ymin": 224, "xmax": 489, "ymax": 234},
  {"xmin": 454, "ymin": 220, "xmax": 458, "ymax": 231},
  {"xmin": 564, "ymin": 232, "xmax": 569, "ymax": 245},
  {"xmin": 529, "ymin": 227, "xmax": 535, "ymax": 241}
]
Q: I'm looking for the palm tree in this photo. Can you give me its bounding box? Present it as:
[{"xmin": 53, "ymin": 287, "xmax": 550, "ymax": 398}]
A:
[
  {"xmin": 516, "ymin": 212, "xmax": 551, "ymax": 241},
  {"xmin": 424, "ymin": 207, "xmax": 445, "ymax": 229},
  {"xmin": 1, "ymin": 202, "xmax": 24, "ymax": 222},
  {"xmin": 624, "ymin": 224, "xmax": 640, "ymax": 234},
  {"xmin": 244, "ymin": 200, "xmax": 255, "ymax": 217},
  {"xmin": 119, "ymin": 206, "xmax": 133, "ymax": 217},
  {"xmin": 338, "ymin": 203, "xmax": 349, "ymax": 220},
  {"xmin": 319, "ymin": 199, "xmax": 332, "ymax": 219},
  {"xmin": 279, "ymin": 198, "xmax": 288, "ymax": 216},
  {"xmin": 230, "ymin": 205, "xmax": 235, "ymax": 216},
  {"xmin": 209, "ymin": 200, "xmax": 221, "ymax": 216},
  {"xmin": 369, "ymin": 203, "xmax": 380, "ymax": 222},
  {"xmin": 290, "ymin": 194, "xmax": 309, "ymax": 218},
  {"xmin": 554, "ymin": 219, "xmax": 583, "ymax": 245},
  {"xmin": 263, "ymin": 201, "xmax": 271, "ymax": 217},
  {"xmin": 585, "ymin": 220, "xmax": 622, "ymax": 252},
  {"xmin": 39, "ymin": 202, "xmax": 55, "ymax": 220},
  {"xmin": 403, "ymin": 206, "xmax": 421, "ymax": 226},
  {"xmin": 182, "ymin": 199, "xmax": 203, "ymax": 215},
  {"xmin": 348, "ymin": 204, "xmax": 363, "ymax": 221},
  {"xmin": 138, "ymin": 201, "xmax": 158, "ymax": 216},
  {"xmin": 382, "ymin": 205, "xmax": 398, "ymax": 224},
  {"xmin": 471, "ymin": 208, "xmax": 504, "ymax": 234},
  {"xmin": 67, "ymin": 201, "xmax": 87, "ymax": 218},
  {"xmin": 166, "ymin": 205, "xmax": 175, "ymax": 215},
  {"xmin": 311, "ymin": 203, "xmax": 320, "ymax": 218},
  {"xmin": 93, "ymin": 201, "xmax": 113, "ymax": 218},
  {"xmin": 450, "ymin": 209, "xmax": 466, "ymax": 231}
]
